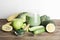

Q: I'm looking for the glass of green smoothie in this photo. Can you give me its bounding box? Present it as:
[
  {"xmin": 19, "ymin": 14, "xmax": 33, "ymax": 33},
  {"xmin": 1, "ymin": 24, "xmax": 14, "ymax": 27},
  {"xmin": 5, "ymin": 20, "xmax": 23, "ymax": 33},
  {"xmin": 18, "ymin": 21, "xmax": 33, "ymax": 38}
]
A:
[{"xmin": 27, "ymin": 13, "xmax": 40, "ymax": 26}]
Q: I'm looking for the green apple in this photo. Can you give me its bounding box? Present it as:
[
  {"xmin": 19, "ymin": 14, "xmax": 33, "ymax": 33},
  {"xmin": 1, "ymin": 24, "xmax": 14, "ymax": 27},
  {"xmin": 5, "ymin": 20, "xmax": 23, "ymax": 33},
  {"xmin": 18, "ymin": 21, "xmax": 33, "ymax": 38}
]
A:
[{"xmin": 12, "ymin": 19, "xmax": 23, "ymax": 30}]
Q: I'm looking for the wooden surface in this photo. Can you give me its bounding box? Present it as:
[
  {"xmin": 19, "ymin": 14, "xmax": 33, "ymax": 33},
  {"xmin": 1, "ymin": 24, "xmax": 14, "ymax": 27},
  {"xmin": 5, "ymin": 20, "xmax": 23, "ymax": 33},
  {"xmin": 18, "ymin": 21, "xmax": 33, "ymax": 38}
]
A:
[{"xmin": 0, "ymin": 19, "xmax": 60, "ymax": 40}]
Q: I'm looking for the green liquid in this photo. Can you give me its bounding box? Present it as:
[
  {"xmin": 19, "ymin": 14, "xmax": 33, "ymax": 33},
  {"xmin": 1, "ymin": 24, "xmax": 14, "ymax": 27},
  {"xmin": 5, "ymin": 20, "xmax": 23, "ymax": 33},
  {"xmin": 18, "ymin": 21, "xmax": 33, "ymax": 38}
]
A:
[{"xmin": 28, "ymin": 14, "xmax": 40, "ymax": 26}]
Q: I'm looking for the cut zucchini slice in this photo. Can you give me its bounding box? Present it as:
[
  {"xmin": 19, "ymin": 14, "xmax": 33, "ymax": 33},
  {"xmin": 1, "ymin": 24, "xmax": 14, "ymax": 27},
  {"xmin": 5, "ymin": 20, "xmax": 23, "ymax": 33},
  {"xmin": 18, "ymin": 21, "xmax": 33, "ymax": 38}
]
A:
[{"xmin": 46, "ymin": 23, "xmax": 55, "ymax": 33}]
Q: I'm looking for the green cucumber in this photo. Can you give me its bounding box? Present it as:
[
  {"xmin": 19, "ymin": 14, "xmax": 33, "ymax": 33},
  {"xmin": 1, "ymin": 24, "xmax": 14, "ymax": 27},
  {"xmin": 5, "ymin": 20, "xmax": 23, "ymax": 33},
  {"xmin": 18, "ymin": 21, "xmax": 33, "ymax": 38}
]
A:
[
  {"xmin": 34, "ymin": 28, "xmax": 45, "ymax": 34},
  {"xmin": 29, "ymin": 26, "xmax": 44, "ymax": 31}
]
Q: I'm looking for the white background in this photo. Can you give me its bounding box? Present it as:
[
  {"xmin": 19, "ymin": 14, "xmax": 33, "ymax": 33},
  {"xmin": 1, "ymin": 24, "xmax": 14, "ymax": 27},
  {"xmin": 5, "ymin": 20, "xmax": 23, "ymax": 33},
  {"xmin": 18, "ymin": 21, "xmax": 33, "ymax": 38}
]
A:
[{"xmin": 0, "ymin": 0, "xmax": 60, "ymax": 19}]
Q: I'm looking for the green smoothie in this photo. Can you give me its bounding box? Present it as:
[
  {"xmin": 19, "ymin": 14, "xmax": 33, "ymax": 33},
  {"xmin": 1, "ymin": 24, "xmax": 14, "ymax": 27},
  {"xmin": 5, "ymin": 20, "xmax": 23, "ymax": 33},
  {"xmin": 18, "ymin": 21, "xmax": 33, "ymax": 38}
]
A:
[{"xmin": 27, "ymin": 13, "xmax": 41, "ymax": 26}]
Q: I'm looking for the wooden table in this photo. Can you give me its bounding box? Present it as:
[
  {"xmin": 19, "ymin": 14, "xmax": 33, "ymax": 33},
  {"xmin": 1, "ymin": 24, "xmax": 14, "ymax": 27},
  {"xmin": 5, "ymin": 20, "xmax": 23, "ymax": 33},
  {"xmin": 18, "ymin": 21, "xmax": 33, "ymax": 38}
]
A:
[{"xmin": 0, "ymin": 19, "xmax": 60, "ymax": 40}]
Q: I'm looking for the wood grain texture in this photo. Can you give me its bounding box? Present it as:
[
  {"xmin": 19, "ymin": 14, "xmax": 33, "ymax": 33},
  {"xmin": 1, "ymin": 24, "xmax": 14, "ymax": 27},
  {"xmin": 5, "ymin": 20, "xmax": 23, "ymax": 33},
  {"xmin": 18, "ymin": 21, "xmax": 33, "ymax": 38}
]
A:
[{"xmin": 0, "ymin": 19, "xmax": 60, "ymax": 40}]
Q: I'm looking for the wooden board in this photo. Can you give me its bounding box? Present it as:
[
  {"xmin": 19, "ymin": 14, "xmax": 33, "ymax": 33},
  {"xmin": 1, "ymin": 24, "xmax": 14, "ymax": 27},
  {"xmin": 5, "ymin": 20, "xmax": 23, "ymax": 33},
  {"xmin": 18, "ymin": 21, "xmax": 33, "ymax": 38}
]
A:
[{"xmin": 0, "ymin": 19, "xmax": 60, "ymax": 40}]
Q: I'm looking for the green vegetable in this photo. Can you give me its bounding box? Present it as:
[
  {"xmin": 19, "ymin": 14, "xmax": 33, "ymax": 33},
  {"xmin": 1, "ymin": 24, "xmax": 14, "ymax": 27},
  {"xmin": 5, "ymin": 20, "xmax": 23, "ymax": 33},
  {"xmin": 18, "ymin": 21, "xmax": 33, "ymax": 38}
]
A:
[
  {"xmin": 17, "ymin": 12, "xmax": 28, "ymax": 18},
  {"xmin": 26, "ymin": 14, "xmax": 41, "ymax": 26},
  {"xmin": 34, "ymin": 28, "xmax": 45, "ymax": 34},
  {"xmin": 12, "ymin": 19, "xmax": 23, "ymax": 30},
  {"xmin": 40, "ymin": 20, "xmax": 54, "ymax": 27},
  {"xmin": 46, "ymin": 23, "xmax": 55, "ymax": 33},
  {"xmin": 21, "ymin": 23, "xmax": 26, "ymax": 29},
  {"xmin": 17, "ymin": 12, "xmax": 28, "ymax": 22},
  {"xmin": 29, "ymin": 26, "xmax": 44, "ymax": 31},
  {"xmin": 24, "ymin": 24, "xmax": 30, "ymax": 32},
  {"xmin": 15, "ymin": 29, "xmax": 25, "ymax": 35},
  {"xmin": 40, "ymin": 15, "xmax": 50, "ymax": 23},
  {"xmin": 26, "ymin": 16, "xmax": 31, "ymax": 24}
]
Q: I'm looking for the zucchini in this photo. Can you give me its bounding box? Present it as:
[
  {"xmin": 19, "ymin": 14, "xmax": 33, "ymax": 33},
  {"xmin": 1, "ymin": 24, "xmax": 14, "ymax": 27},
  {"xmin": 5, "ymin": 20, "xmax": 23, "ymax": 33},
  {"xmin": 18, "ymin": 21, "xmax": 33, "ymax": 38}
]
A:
[
  {"xmin": 46, "ymin": 23, "xmax": 55, "ymax": 33},
  {"xmin": 40, "ymin": 20, "xmax": 54, "ymax": 27},
  {"xmin": 29, "ymin": 26, "xmax": 44, "ymax": 31},
  {"xmin": 34, "ymin": 28, "xmax": 45, "ymax": 34}
]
